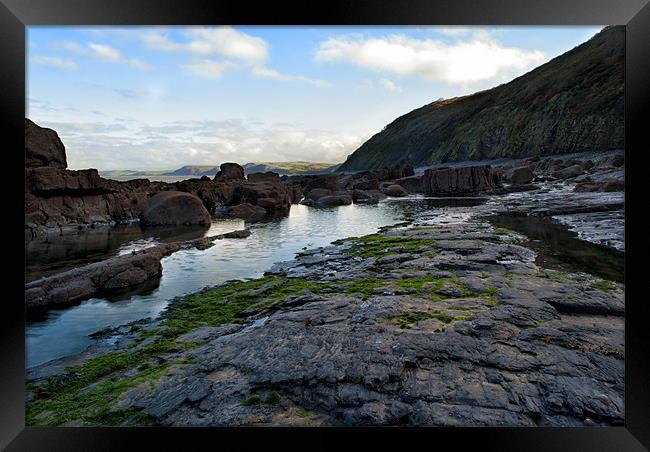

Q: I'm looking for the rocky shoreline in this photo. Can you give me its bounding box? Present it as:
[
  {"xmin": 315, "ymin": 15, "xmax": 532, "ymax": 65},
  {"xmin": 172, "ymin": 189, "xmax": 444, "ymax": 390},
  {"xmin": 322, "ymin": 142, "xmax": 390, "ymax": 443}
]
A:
[
  {"xmin": 26, "ymin": 182, "xmax": 624, "ymax": 426},
  {"xmin": 24, "ymin": 117, "xmax": 625, "ymax": 427},
  {"xmin": 25, "ymin": 229, "xmax": 251, "ymax": 311}
]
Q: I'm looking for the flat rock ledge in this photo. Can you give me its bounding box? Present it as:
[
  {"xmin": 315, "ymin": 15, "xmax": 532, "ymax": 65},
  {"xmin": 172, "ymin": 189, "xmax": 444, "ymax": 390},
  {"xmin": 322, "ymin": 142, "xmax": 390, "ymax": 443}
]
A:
[
  {"xmin": 26, "ymin": 220, "xmax": 623, "ymax": 427},
  {"xmin": 25, "ymin": 229, "xmax": 251, "ymax": 310}
]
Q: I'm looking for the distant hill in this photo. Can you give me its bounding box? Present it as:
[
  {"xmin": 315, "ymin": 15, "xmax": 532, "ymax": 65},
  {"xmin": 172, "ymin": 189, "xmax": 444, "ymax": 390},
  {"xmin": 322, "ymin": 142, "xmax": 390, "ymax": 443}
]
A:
[
  {"xmin": 242, "ymin": 161, "xmax": 338, "ymax": 176},
  {"xmin": 338, "ymin": 26, "xmax": 624, "ymax": 172},
  {"xmin": 101, "ymin": 161, "xmax": 338, "ymax": 179}
]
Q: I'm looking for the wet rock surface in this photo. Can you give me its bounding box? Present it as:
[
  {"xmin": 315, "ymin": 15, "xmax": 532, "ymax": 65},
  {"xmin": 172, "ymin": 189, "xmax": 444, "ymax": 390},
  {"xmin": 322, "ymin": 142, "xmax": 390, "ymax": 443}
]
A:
[
  {"xmin": 26, "ymin": 214, "xmax": 624, "ymax": 427},
  {"xmin": 25, "ymin": 229, "xmax": 251, "ymax": 310}
]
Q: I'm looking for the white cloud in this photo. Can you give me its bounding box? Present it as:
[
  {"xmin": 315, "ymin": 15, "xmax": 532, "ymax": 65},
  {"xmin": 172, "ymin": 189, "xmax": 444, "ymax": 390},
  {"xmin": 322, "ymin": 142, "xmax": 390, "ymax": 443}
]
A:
[
  {"xmin": 144, "ymin": 27, "xmax": 329, "ymax": 87},
  {"xmin": 144, "ymin": 26, "xmax": 268, "ymax": 63},
  {"xmin": 378, "ymin": 78, "xmax": 401, "ymax": 92},
  {"xmin": 315, "ymin": 32, "xmax": 546, "ymax": 86},
  {"xmin": 30, "ymin": 55, "xmax": 78, "ymax": 70},
  {"xmin": 37, "ymin": 118, "xmax": 369, "ymax": 170},
  {"xmin": 88, "ymin": 43, "xmax": 121, "ymax": 61},
  {"xmin": 84, "ymin": 42, "xmax": 151, "ymax": 69},
  {"xmin": 180, "ymin": 60, "xmax": 239, "ymax": 79},
  {"xmin": 251, "ymin": 66, "xmax": 331, "ymax": 87}
]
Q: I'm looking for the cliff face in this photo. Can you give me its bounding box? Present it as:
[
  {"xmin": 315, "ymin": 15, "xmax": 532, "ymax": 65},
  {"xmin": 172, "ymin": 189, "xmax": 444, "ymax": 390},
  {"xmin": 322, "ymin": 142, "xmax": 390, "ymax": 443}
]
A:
[{"xmin": 338, "ymin": 26, "xmax": 624, "ymax": 172}]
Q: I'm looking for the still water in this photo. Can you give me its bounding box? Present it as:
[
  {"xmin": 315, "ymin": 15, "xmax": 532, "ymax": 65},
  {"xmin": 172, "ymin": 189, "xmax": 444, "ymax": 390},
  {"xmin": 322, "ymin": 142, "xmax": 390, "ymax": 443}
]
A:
[
  {"xmin": 26, "ymin": 197, "xmax": 486, "ymax": 367},
  {"xmin": 486, "ymin": 214, "xmax": 624, "ymax": 283}
]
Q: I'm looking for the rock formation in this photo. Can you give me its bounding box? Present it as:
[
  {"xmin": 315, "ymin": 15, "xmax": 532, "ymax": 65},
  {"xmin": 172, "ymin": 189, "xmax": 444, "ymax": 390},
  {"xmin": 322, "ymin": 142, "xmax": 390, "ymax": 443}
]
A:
[
  {"xmin": 25, "ymin": 118, "xmax": 67, "ymax": 169},
  {"xmin": 25, "ymin": 229, "xmax": 251, "ymax": 310},
  {"xmin": 139, "ymin": 191, "xmax": 211, "ymax": 228},
  {"xmin": 214, "ymin": 162, "xmax": 245, "ymax": 181},
  {"xmin": 24, "ymin": 120, "xmax": 303, "ymax": 238}
]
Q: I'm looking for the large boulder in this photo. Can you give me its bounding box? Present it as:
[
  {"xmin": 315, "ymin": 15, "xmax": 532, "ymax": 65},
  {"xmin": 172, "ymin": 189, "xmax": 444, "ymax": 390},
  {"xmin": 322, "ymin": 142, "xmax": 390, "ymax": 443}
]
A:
[
  {"xmin": 139, "ymin": 191, "xmax": 211, "ymax": 228},
  {"xmin": 352, "ymin": 176, "xmax": 380, "ymax": 191},
  {"xmin": 313, "ymin": 194, "xmax": 353, "ymax": 208},
  {"xmin": 510, "ymin": 165, "xmax": 535, "ymax": 185},
  {"xmin": 552, "ymin": 164, "xmax": 584, "ymax": 180},
  {"xmin": 247, "ymin": 172, "xmax": 280, "ymax": 183},
  {"xmin": 232, "ymin": 179, "xmax": 293, "ymax": 216},
  {"xmin": 393, "ymin": 175, "xmax": 422, "ymax": 193},
  {"xmin": 302, "ymin": 175, "xmax": 342, "ymax": 193},
  {"xmin": 25, "ymin": 118, "xmax": 67, "ymax": 169},
  {"xmin": 226, "ymin": 203, "xmax": 267, "ymax": 222},
  {"xmin": 303, "ymin": 188, "xmax": 332, "ymax": 202},
  {"xmin": 214, "ymin": 162, "xmax": 245, "ymax": 181},
  {"xmin": 595, "ymin": 154, "xmax": 625, "ymax": 169},
  {"xmin": 352, "ymin": 189, "xmax": 387, "ymax": 204},
  {"xmin": 382, "ymin": 184, "xmax": 409, "ymax": 197},
  {"xmin": 574, "ymin": 180, "xmax": 625, "ymax": 193},
  {"xmin": 175, "ymin": 178, "xmax": 228, "ymax": 214}
]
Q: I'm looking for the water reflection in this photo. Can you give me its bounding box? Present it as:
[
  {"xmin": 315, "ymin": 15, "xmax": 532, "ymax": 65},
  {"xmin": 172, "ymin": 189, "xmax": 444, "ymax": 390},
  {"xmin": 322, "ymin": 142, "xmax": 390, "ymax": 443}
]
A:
[
  {"xmin": 485, "ymin": 214, "xmax": 624, "ymax": 283},
  {"xmin": 27, "ymin": 198, "xmax": 485, "ymax": 367}
]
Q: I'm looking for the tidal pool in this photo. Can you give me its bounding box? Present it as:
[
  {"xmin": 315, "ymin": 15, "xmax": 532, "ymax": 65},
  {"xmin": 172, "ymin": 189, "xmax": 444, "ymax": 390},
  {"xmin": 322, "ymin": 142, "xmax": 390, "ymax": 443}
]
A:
[
  {"xmin": 26, "ymin": 197, "xmax": 487, "ymax": 367},
  {"xmin": 486, "ymin": 214, "xmax": 624, "ymax": 283}
]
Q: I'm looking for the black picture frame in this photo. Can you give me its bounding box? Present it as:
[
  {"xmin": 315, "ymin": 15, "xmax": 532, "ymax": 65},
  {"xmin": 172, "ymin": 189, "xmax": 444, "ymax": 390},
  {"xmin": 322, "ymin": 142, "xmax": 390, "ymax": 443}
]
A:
[{"xmin": 2, "ymin": 0, "xmax": 648, "ymax": 450}]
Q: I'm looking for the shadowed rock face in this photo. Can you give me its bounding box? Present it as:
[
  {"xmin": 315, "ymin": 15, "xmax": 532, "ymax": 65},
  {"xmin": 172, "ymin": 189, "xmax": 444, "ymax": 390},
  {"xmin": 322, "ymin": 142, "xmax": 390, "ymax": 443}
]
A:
[
  {"xmin": 25, "ymin": 118, "xmax": 67, "ymax": 169},
  {"xmin": 225, "ymin": 203, "xmax": 267, "ymax": 222},
  {"xmin": 419, "ymin": 165, "xmax": 500, "ymax": 195},
  {"xmin": 139, "ymin": 191, "xmax": 211, "ymax": 228},
  {"xmin": 382, "ymin": 184, "xmax": 409, "ymax": 197},
  {"xmin": 214, "ymin": 162, "xmax": 245, "ymax": 181}
]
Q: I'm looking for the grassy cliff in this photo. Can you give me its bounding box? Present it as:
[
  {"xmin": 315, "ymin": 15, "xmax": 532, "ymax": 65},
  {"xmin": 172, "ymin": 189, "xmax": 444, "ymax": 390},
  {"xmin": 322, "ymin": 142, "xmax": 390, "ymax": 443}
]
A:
[{"xmin": 338, "ymin": 26, "xmax": 624, "ymax": 171}]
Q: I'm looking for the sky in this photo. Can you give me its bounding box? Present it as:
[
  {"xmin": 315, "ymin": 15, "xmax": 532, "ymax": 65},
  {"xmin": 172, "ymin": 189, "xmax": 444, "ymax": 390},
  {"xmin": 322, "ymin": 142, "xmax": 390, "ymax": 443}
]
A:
[{"xmin": 27, "ymin": 26, "xmax": 603, "ymax": 171}]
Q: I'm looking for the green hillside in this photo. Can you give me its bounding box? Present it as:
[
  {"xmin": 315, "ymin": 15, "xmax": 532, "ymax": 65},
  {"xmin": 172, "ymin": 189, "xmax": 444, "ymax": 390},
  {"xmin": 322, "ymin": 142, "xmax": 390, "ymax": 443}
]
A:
[{"xmin": 338, "ymin": 26, "xmax": 624, "ymax": 172}]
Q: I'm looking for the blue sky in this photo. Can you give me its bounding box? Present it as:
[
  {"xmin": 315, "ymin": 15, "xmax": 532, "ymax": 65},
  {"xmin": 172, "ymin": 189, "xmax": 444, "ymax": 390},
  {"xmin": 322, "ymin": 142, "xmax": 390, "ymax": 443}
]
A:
[{"xmin": 28, "ymin": 26, "xmax": 603, "ymax": 170}]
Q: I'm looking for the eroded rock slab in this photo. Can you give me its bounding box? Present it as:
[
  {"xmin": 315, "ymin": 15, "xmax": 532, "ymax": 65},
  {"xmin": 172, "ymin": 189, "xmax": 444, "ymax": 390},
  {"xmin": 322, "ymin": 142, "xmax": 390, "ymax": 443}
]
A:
[{"xmin": 26, "ymin": 220, "xmax": 624, "ymax": 427}]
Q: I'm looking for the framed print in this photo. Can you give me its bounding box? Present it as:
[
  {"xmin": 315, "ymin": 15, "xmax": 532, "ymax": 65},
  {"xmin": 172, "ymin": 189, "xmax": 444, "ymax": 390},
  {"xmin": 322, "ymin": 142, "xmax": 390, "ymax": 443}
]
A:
[{"xmin": 1, "ymin": 0, "xmax": 649, "ymax": 450}]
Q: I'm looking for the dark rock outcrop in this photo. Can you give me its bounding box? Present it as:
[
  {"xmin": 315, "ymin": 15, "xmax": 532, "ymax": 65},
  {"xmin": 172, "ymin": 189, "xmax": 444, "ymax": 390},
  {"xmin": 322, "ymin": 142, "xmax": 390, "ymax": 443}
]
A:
[
  {"xmin": 552, "ymin": 164, "xmax": 584, "ymax": 180},
  {"xmin": 595, "ymin": 154, "xmax": 625, "ymax": 169},
  {"xmin": 382, "ymin": 184, "xmax": 409, "ymax": 197},
  {"xmin": 226, "ymin": 203, "xmax": 267, "ymax": 222},
  {"xmin": 25, "ymin": 118, "xmax": 67, "ymax": 169},
  {"xmin": 420, "ymin": 165, "xmax": 499, "ymax": 194},
  {"xmin": 313, "ymin": 194, "xmax": 353, "ymax": 208},
  {"xmin": 214, "ymin": 162, "xmax": 245, "ymax": 181},
  {"xmin": 139, "ymin": 191, "xmax": 211, "ymax": 228},
  {"xmin": 574, "ymin": 180, "xmax": 625, "ymax": 192},
  {"xmin": 509, "ymin": 165, "xmax": 535, "ymax": 185},
  {"xmin": 247, "ymin": 172, "xmax": 280, "ymax": 183},
  {"xmin": 352, "ymin": 189, "xmax": 387, "ymax": 204},
  {"xmin": 25, "ymin": 121, "xmax": 303, "ymax": 238}
]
